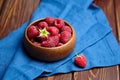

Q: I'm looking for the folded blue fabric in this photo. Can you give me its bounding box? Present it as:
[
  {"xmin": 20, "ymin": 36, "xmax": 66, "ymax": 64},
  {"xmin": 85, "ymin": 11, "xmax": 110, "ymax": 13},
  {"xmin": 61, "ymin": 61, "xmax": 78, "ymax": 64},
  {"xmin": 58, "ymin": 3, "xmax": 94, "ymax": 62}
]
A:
[{"xmin": 0, "ymin": 0, "xmax": 120, "ymax": 79}]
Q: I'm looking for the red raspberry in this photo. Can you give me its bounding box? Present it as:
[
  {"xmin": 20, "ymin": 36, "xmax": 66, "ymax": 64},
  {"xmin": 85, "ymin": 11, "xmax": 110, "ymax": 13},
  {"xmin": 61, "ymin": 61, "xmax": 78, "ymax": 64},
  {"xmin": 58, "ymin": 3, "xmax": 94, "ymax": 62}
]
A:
[
  {"xmin": 37, "ymin": 28, "xmax": 50, "ymax": 42},
  {"xmin": 60, "ymin": 31, "xmax": 72, "ymax": 43},
  {"xmin": 37, "ymin": 36, "xmax": 48, "ymax": 42},
  {"xmin": 27, "ymin": 26, "xmax": 39, "ymax": 39},
  {"xmin": 33, "ymin": 41, "xmax": 41, "ymax": 46},
  {"xmin": 61, "ymin": 26, "xmax": 72, "ymax": 33},
  {"xmin": 58, "ymin": 34, "xmax": 61, "ymax": 38},
  {"xmin": 57, "ymin": 43, "xmax": 63, "ymax": 46},
  {"xmin": 41, "ymin": 41, "xmax": 48, "ymax": 47},
  {"xmin": 74, "ymin": 54, "xmax": 87, "ymax": 68},
  {"xmin": 54, "ymin": 18, "xmax": 65, "ymax": 29},
  {"xmin": 47, "ymin": 26, "xmax": 59, "ymax": 36},
  {"xmin": 38, "ymin": 21, "xmax": 48, "ymax": 29},
  {"xmin": 41, "ymin": 35, "xmax": 59, "ymax": 47},
  {"xmin": 30, "ymin": 38, "xmax": 35, "ymax": 43},
  {"xmin": 45, "ymin": 17, "xmax": 55, "ymax": 26}
]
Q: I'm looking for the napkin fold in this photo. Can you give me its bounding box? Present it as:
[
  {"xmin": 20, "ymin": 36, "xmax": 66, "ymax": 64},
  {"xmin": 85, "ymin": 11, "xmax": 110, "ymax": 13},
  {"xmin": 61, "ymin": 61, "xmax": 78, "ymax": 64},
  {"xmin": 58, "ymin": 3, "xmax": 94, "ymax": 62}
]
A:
[{"xmin": 0, "ymin": 0, "xmax": 120, "ymax": 80}]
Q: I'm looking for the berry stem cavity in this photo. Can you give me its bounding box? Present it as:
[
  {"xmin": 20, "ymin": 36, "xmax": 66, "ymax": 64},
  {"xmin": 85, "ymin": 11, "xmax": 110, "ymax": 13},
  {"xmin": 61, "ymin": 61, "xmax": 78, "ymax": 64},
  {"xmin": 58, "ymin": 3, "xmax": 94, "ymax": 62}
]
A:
[
  {"xmin": 73, "ymin": 49, "xmax": 79, "ymax": 57},
  {"xmin": 38, "ymin": 28, "xmax": 50, "ymax": 37}
]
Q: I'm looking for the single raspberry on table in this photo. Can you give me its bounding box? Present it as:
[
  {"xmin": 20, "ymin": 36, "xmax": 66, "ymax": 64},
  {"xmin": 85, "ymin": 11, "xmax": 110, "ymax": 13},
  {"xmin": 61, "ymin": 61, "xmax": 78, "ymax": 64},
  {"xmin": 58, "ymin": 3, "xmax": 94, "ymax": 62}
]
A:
[
  {"xmin": 47, "ymin": 26, "xmax": 59, "ymax": 36},
  {"xmin": 74, "ymin": 54, "xmax": 87, "ymax": 68},
  {"xmin": 54, "ymin": 18, "xmax": 65, "ymax": 29},
  {"xmin": 38, "ymin": 21, "xmax": 48, "ymax": 29},
  {"xmin": 41, "ymin": 35, "xmax": 59, "ymax": 47},
  {"xmin": 45, "ymin": 17, "xmax": 55, "ymax": 26},
  {"xmin": 27, "ymin": 26, "xmax": 39, "ymax": 39},
  {"xmin": 60, "ymin": 31, "xmax": 72, "ymax": 43},
  {"xmin": 61, "ymin": 25, "xmax": 72, "ymax": 33}
]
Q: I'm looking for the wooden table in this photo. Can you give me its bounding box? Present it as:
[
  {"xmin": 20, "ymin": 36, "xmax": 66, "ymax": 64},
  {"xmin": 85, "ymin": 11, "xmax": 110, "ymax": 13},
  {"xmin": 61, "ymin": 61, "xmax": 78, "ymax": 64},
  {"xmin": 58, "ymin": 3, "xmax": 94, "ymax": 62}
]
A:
[{"xmin": 0, "ymin": 0, "xmax": 120, "ymax": 80}]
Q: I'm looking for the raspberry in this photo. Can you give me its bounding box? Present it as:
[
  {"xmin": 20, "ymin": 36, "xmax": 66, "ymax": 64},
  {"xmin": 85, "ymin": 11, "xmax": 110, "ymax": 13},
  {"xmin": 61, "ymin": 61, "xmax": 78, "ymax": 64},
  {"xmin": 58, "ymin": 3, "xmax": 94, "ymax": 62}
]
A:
[
  {"xmin": 74, "ymin": 54, "xmax": 87, "ymax": 68},
  {"xmin": 41, "ymin": 41, "xmax": 48, "ymax": 47},
  {"xmin": 37, "ymin": 28, "xmax": 50, "ymax": 42},
  {"xmin": 45, "ymin": 17, "xmax": 55, "ymax": 26},
  {"xmin": 41, "ymin": 35, "xmax": 59, "ymax": 47},
  {"xmin": 47, "ymin": 26, "xmax": 59, "ymax": 36},
  {"xmin": 27, "ymin": 26, "xmax": 39, "ymax": 39},
  {"xmin": 58, "ymin": 34, "xmax": 61, "ymax": 38},
  {"xmin": 38, "ymin": 21, "xmax": 48, "ymax": 29},
  {"xmin": 61, "ymin": 26, "xmax": 72, "ymax": 33},
  {"xmin": 33, "ymin": 41, "xmax": 41, "ymax": 46},
  {"xmin": 54, "ymin": 18, "xmax": 65, "ymax": 29},
  {"xmin": 57, "ymin": 43, "xmax": 63, "ymax": 46},
  {"xmin": 60, "ymin": 31, "xmax": 72, "ymax": 43},
  {"xmin": 37, "ymin": 36, "xmax": 48, "ymax": 42},
  {"xmin": 30, "ymin": 38, "xmax": 35, "ymax": 43}
]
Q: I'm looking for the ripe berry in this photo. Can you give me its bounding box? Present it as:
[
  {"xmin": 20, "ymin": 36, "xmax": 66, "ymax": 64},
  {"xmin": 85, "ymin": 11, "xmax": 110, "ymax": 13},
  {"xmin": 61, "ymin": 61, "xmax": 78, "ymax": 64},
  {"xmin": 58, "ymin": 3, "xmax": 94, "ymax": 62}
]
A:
[
  {"xmin": 33, "ymin": 41, "xmax": 41, "ymax": 46},
  {"xmin": 60, "ymin": 31, "xmax": 72, "ymax": 43},
  {"xmin": 54, "ymin": 18, "xmax": 65, "ymax": 29},
  {"xmin": 41, "ymin": 35, "xmax": 59, "ymax": 47},
  {"xmin": 38, "ymin": 21, "xmax": 48, "ymax": 29},
  {"xmin": 37, "ymin": 28, "xmax": 50, "ymax": 42},
  {"xmin": 58, "ymin": 34, "xmax": 61, "ymax": 38},
  {"xmin": 61, "ymin": 26, "xmax": 72, "ymax": 33},
  {"xmin": 74, "ymin": 54, "xmax": 87, "ymax": 68},
  {"xmin": 47, "ymin": 26, "xmax": 59, "ymax": 36},
  {"xmin": 27, "ymin": 26, "xmax": 39, "ymax": 39},
  {"xmin": 30, "ymin": 38, "xmax": 35, "ymax": 43},
  {"xmin": 45, "ymin": 17, "xmax": 55, "ymax": 26},
  {"xmin": 37, "ymin": 36, "xmax": 48, "ymax": 42},
  {"xmin": 57, "ymin": 43, "xmax": 63, "ymax": 46}
]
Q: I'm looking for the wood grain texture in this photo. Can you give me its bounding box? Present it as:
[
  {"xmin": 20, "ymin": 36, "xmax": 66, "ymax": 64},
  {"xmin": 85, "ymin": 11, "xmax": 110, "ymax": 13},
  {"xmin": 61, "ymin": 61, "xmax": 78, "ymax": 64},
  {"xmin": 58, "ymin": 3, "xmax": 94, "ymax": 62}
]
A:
[
  {"xmin": 0, "ymin": 0, "xmax": 120, "ymax": 80},
  {"xmin": 0, "ymin": 0, "xmax": 4, "ymax": 12},
  {"xmin": 0, "ymin": 0, "xmax": 40, "ymax": 39},
  {"xmin": 36, "ymin": 73, "xmax": 72, "ymax": 80},
  {"xmin": 115, "ymin": 0, "xmax": 120, "ymax": 43},
  {"xmin": 74, "ymin": 67, "xmax": 119, "ymax": 80}
]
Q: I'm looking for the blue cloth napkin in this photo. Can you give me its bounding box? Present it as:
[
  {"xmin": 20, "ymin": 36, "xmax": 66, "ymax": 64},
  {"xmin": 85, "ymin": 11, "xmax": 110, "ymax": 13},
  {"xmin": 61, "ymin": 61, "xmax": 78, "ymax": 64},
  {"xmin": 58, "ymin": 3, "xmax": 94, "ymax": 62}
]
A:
[{"xmin": 0, "ymin": 0, "xmax": 120, "ymax": 79}]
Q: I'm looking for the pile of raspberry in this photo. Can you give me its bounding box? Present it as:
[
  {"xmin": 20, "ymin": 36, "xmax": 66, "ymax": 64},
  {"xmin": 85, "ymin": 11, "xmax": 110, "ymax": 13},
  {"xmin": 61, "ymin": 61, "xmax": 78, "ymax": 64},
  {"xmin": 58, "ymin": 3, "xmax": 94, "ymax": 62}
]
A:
[{"xmin": 27, "ymin": 17, "xmax": 72, "ymax": 47}]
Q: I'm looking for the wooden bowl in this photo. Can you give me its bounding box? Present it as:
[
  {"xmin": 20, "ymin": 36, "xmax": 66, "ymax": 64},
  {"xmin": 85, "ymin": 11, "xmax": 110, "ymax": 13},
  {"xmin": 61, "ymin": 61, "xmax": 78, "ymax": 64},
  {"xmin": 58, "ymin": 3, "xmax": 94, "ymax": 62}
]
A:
[{"xmin": 23, "ymin": 18, "xmax": 76, "ymax": 62}]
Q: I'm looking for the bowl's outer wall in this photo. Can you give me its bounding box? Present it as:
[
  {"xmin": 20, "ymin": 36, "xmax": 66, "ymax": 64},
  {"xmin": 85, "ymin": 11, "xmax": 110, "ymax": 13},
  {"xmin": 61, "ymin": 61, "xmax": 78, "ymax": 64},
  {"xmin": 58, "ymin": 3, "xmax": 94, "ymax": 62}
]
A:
[{"xmin": 24, "ymin": 19, "xmax": 76, "ymax": 62}]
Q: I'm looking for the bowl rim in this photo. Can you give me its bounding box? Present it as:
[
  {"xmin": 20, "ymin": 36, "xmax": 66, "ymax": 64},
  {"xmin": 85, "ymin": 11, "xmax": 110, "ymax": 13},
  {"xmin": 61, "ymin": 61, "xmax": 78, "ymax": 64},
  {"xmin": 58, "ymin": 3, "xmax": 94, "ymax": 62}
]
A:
[{"xmin": 24, "ymin": 18, "xmax": 76, "ymax": 50}]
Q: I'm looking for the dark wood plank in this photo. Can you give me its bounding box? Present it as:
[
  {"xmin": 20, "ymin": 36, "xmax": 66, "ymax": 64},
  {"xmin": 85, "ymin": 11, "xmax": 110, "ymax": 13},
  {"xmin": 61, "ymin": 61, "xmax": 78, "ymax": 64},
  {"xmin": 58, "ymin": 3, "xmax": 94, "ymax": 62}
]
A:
[
  {"xmin": 115, "ymin": 0, "xmax": 120, "ymax": 43},
  {"xmin": 73, "ymin": 0, "xmax": 119, "ymax": 80},
  {"xmin": 52, "ymin": 73, "xmax": 72, "ymax": 80},
  {"xmin": 0, "ymin": 0, "xmax": 40, "ymax": 39},
  {"xmin": 74, "ymin": 67, "xmax": 119, "ymax": 80},
  {"xmin": 115, "ymin": 0, "xmax": 120, "ymax": 78},
  {"xmin": 0, "ymin": 0, "xmax": 5, "ymax": 12}
]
